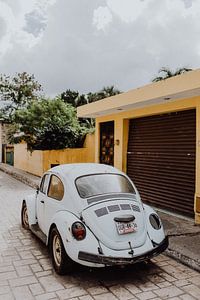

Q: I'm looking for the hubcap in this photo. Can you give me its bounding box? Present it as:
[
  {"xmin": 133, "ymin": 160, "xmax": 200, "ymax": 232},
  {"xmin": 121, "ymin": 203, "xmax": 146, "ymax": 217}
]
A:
[{"xmin": 53, "ymin": 234, "xmax": 62, "ymax": 267}]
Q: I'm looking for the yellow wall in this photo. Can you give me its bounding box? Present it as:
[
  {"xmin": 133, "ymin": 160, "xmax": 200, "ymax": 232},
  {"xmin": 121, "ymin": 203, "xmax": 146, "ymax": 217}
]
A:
[
  {"xmin": 14, "ymin": 143, "xmax": 43, "ymax": 176},
  {"xmin": 84, "ymin": 133, "xmax": 96, "ymax": 162},
  {"xmin": 42, "ymin": 134, "xmax": 95, "ymax": 172},
  {"xmin": 95, "ymin": 97, "xmax": 200, "ymax": 223},
  {"xmin": 14, "ymin": 134, "xmax": 95, "ymax": 177}
]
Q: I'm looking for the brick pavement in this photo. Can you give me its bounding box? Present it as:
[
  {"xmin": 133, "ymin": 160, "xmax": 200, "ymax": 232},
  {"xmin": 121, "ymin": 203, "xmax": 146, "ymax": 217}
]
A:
[{"xmin": 0, "ymin": 170, "xmax": 200, "ymax": 300}]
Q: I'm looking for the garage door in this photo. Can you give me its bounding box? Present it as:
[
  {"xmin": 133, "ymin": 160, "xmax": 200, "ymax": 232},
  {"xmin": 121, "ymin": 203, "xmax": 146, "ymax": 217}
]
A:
[{"xmin": 127, "ymin": 109, "xmax": 196, "ymax": 217}]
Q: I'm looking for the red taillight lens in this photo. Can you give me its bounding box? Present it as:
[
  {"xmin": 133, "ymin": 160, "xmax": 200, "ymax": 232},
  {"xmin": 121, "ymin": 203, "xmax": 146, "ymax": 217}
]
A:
[{"xmin": 71, "ymin": 222, "xmax": 86, "ymax": 240}]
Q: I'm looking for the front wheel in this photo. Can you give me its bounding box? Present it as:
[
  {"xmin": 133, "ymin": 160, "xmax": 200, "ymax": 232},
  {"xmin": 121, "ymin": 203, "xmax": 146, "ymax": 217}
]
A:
[
  {"xmin": 49, "ymin": 227, "xmax": 74, "ymax": 275},
  {"xmin": 21, "ymin": 202, "xmax": 29, "ymax": 230}
]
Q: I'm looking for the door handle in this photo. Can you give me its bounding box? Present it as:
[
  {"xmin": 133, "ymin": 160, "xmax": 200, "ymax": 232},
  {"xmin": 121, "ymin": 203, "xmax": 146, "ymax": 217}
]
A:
[{"xmin": 40, "ymin": 200, "xmax": 44, "ymax": 204}]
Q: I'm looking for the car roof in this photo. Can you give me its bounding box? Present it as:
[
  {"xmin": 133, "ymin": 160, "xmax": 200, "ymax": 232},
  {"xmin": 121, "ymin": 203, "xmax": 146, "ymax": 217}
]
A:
[{"xmin": 48, "ymin": 163, "xmax": 123, "ymax": 179}]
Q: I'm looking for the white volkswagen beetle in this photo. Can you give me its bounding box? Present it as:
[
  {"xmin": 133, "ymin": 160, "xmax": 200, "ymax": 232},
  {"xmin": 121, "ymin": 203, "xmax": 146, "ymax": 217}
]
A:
[{"xmin": 21, "ymin": 163, "xmax": 168, "ymax": 274}]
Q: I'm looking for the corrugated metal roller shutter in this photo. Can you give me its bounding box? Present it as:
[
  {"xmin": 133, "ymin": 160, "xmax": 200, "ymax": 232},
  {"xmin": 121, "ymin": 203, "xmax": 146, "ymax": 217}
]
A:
[{"xmin": 127, "ymin": 109, "xmax": 196, "ymax": 217}]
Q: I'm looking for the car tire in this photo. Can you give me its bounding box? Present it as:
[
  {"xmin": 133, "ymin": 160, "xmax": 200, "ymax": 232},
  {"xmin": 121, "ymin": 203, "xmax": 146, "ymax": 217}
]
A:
[
  {"xmin": 21, "ymin": 202, "xmax": 29, "ymax": 230},
  {"xmin": 49, "ymin": 227, "xmax": 74, "ymax": 275}
]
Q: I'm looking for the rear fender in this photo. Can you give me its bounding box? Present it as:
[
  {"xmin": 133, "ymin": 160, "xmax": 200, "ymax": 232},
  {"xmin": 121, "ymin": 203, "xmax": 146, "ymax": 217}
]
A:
[
  {"xmin": 47, "ymin": 211, "xmax": 78, "ymax": 245},
  {"xmin": 23, "ymin": 193, "xmax": 37, "ymax": 225},
  {"xmin": 143, "ymin": 204, "xmax": 166, "ymax": 244},
  {"xmin": 47, "ymin": 211, "xmax": 100, "ymax": 265}
]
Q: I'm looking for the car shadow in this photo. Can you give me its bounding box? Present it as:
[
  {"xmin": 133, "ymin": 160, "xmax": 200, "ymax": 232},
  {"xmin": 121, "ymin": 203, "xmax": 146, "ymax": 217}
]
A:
[
  {"xmin": 18, "ymin": 225, "xmax": 163, "ymax": 285},
  {"xmin": 74, "ymin": 260, "xmax": 160, "ymax": 283}
]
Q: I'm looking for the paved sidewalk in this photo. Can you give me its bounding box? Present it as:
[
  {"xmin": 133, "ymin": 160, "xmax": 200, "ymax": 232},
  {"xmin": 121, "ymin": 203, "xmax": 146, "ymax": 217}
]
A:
[
  {"xmin": 0, "ymin": 163, "xmax": 40, "ymax": 189},
  {"xmin": 158, "ymin": 211, "xmax": 200, "ymax": 272},
  {"xmin": 1, "ymin": 162, "xmax": 200, "ymax": 273}
]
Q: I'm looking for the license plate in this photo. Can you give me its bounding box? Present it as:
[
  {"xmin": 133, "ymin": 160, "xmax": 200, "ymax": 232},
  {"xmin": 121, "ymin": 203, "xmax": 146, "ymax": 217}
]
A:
[{"xmin": 116, "ymin": 221, "xmax": 137, "ymax": 235}]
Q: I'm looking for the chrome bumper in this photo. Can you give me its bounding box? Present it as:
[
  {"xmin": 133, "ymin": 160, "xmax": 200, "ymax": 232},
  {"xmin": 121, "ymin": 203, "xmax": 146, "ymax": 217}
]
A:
[{"xmin": 78, "ymin": 236, "xmax": 168, "ymax": 266}]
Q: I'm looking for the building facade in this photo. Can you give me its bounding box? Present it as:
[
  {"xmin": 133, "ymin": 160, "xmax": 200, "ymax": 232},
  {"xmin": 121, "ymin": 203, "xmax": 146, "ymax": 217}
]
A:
[{"xmin": 78, "ymin": 69, "xmax": 200, "ymax": 224}]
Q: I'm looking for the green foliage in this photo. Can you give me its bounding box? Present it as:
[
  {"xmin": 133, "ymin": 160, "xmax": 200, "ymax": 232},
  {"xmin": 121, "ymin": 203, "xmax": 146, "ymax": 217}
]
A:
[
  {"xmin": 1, "ymin": 73, "xmax": 119, "ymax": 151},
  {"xmin": 61, "ymin": 89, "xmax": 79, "ymax": 107},
  {"xmin": 152, "ymin": 67, "xmax": 192, "ymax": 82},
  {"xmin": 60, "ymin": 85, "xmax": 121, "ymax": 130},
  {"xmin": 61, "ymin": 90, "xmax": 88, "ymax": 107},
  {"xmin": 76, "ymin": 94, "xmax": 88, "ymax": 107},
  {"xmin": 87, "ymin": 86, "xmax": 121, "ymax": 103},
  {"xmin": 9, "ymin": 97, "xmax": 90, "ymax": 151},
  {"xmin": 0, "ymin": 72, "xmax": 42, "ymax": 119},
  {"xmin": 61, "ymin": 85, "xmax": 121, "ymax": 107}
]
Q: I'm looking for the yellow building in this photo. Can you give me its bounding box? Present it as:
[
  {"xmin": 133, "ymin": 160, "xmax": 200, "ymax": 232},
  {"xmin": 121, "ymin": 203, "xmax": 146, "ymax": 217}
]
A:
[
  {"xmin": 14, "ymin": 134, "xmax": 95, "ymax": 177},
  {"xmin": 77, "ymin": 69, "xmax": 200, "ymax": 224}
]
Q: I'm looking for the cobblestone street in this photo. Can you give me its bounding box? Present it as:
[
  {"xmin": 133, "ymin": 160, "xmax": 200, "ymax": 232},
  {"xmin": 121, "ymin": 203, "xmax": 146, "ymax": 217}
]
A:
[{"xmin": 0, "ymin": 171, "xmax": 200, "ymax": 300}]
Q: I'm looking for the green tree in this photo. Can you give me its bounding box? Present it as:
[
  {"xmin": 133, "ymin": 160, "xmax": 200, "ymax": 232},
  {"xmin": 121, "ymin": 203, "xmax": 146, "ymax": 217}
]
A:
[
  {"xmin": 58, "ymin": 85, "xmax": 121, "ymax": 134},
  {"xmin": 61, "ymin": 85, "xmax": 121, "ymax": 107},
  {"xmin": 9, "ymin": 97, "xmax": 89, "ymax": 151},
  {"xmin": 76, "ymin": 94, "xmax": 88, "ymax": 107},
  {"xmin": 98, "ymin": 85, "xmax": 121, "ymax": 98},
  {"xmin": 152, "ymin": 67, "xmax": 192, "ymax": 82},
  {"xmin": 0, "ymin": 72, "xmax": 42, "ymax": 119},
  {"xmin": 61, "ymin": 89, "xmax": 79, "ymax": 107},
  {"xmin": 61, "ymin": 90, "xmax": 88, "ymax": 108},
  {"xmin": 87, "ymin": 85, "xmax": 121, "ymax": 103}
]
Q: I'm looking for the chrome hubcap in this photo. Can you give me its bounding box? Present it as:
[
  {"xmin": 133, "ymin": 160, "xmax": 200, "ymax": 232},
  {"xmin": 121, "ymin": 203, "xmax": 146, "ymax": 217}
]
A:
[{"xmin": 53, "ymin": 235, "xmax": 62, "ymax": 266}]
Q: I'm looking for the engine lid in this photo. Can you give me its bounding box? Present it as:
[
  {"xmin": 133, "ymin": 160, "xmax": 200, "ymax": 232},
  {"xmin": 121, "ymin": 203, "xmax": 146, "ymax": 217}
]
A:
[{"xmin": 81, "ymin": 198, "xmax": 147, "ymax": 251}]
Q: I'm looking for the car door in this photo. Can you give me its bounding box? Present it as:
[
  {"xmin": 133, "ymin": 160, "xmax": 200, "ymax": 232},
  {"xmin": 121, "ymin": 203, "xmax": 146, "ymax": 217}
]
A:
[
  {"xmin": 37, "ymin": 173, "xmax": 50, "ymax": 234},
  {"xmin": 44, "ymin": 174, "xmax": 65, "ymax": 233}
]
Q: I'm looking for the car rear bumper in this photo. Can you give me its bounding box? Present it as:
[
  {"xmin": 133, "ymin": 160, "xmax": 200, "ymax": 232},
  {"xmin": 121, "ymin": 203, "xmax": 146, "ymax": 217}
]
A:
[{"xmin": 78, "ymin": 236, "xmax": 168, "ymax": 266}]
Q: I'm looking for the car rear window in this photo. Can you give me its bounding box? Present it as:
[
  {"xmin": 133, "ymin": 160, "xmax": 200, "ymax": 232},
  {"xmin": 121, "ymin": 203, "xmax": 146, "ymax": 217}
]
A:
[{"xmin": 76, "ymin": 174, "xmax": 135, "ymax": 198}]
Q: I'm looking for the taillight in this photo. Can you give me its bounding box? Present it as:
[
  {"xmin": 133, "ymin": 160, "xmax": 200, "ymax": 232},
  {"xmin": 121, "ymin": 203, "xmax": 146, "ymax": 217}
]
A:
[{"xmin": 71, "ymin": 222, "xmax": 86, "ymax": 240}]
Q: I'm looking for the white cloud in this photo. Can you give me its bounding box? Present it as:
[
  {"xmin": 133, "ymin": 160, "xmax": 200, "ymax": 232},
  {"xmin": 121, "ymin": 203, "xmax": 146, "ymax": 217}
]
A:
[
  {"xmin": 0, "ymin": 0, "xmax": 200, "ymax": 97},
  {"xmin": 107, "ymin": 0, "xmax": 148, "ymax": 23},
  {"xmin": 0, "ymin": 0, "xmax": 56, "ymax": 59},
  {"xmin": 93, "ymin": 6, "xmax": 112, "ymax": 31},
  {"xmin": 0, "ymin": 2, "xmax": 15, "ymax": 56}
]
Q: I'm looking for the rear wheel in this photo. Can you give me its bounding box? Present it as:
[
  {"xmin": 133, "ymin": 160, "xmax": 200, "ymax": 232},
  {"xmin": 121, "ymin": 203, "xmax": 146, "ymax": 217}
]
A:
[
  {"xmin": 49, "ymin": 227, "xmax": 74, "ymax": 275},
  {"xmin": 21, "ymin": 202, "xmax": 29, "ymax": 229}
]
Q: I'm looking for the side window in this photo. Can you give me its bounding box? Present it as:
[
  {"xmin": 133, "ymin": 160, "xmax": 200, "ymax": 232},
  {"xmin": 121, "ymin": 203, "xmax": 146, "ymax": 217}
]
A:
[
  {"xmin": 40, "ymin": 174, "xmax": 49, "ymax": 194},
  {"xmin": 48, "ymin": 175, "xmax": 64, "ymax": 201}
]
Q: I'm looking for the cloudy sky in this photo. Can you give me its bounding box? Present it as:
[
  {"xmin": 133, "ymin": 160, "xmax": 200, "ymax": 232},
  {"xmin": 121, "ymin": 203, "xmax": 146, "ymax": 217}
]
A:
[{"xmin": 0, "ymin": 0, "xmax": 200, "ymax": 96}]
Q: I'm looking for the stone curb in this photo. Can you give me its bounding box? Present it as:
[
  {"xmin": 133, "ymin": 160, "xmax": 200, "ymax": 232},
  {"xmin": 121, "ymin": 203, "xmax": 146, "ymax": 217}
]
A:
[
  {"xmin": 0, "ymin": 163, "xmax": 40, "ymax": 189},
  {"xmin": 165, "ymin": 247, "xmax": 200, "ymax": 273}
]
